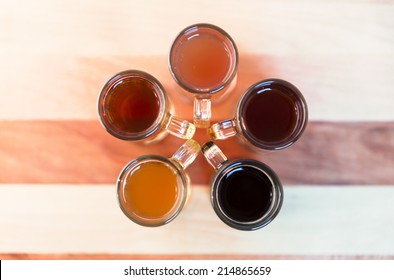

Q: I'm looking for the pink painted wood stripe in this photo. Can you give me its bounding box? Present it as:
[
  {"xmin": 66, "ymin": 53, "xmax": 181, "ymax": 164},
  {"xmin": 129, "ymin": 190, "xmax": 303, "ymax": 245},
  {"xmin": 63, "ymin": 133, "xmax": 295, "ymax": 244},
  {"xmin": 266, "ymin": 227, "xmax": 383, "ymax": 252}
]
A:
[{"xmin": 0, "ymin": 121, "xmax": 393, "ymax": 185}]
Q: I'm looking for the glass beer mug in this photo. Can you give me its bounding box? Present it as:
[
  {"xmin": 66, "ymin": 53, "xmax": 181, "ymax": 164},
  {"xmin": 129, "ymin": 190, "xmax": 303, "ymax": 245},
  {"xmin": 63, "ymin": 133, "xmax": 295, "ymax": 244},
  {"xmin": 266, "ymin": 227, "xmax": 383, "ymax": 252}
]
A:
[
  {"xmin": 208, "ymin": 79, "xmax": 308, "ymax": 150},
  {"xmin": 117, "ymin": 139, "xmax": 200, "ymax": 227},
  {"xmin": 98, "ymin": 70, "xmax": 196, "ymax": 143},
  {"xmin": 201, "ymin": 141, "xmax": 283, "ymax": 230},
  {"xmin": 169, "ymin": 23, "xmax": 238, "ymax": 128}
]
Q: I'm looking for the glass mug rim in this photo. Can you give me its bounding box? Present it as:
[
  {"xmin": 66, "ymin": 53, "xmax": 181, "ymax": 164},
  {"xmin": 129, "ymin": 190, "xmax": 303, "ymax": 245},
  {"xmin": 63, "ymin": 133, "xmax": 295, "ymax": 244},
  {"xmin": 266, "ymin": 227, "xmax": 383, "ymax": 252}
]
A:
[
  {"xmin": 210, "ymin": 158, "xmax": 283, "ymax": 231},
  {"xmin": 168, "ymin": 22, "xmax": 239, "ymax": 94},
  {"xmin": 236, "ymin": 78, "xmax": 308, "ymax": 150},
  {"xmin": 97, "ymin": 69, "xmax": 168, "ymax": 141},
  {"xmin": 117, "ymin": 155, "xmax": 188, "ymax": 227}
]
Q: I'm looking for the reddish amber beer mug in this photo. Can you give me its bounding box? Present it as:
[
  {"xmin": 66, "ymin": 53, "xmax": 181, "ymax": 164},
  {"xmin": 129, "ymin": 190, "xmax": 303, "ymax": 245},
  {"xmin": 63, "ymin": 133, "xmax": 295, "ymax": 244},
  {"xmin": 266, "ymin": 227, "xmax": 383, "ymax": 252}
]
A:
[
  {"xmin": 169, "ymin": 23, "xmax": 238, "ymax": 128},
  {"xmin": 98, "ymin": 70, "xmax": 195, "ymax": 143}
]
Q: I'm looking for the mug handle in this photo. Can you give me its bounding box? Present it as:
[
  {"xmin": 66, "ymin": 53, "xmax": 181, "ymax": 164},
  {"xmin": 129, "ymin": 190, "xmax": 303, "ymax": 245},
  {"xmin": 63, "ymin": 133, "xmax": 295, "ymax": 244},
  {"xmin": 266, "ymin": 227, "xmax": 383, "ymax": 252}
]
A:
[
  {"xmin": 201, "ymin": 141, "xmax": 228, "ymax": 170},
  {"xmin": 208, "ymin": 119, "xmax": 238, "ymax": 140},
  {"xmin": 171, "ymin": 139, "xmax": 201, "ymax": 170},
  {"xmin": 194, "ymin": 96, "xmax": 211, "ymax": 128},
  {"xmin": 163, "ymin": 113, "xmax": 196, "ymax": 140}
]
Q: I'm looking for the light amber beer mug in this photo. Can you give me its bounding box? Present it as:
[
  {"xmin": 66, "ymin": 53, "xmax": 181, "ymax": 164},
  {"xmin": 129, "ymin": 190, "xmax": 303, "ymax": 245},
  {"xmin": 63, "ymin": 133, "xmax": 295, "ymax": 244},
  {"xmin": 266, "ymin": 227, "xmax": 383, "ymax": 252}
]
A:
[{"xmin": 169, "ymin": 23, "xmax": 238, "ymax": 128}]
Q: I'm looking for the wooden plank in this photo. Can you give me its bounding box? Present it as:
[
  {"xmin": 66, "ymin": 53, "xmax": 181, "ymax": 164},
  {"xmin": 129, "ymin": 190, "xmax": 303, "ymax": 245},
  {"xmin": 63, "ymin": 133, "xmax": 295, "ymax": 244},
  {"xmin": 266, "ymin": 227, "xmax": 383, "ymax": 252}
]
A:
[
  {"xmin": 1, "ymin": 1, "xmax": 392, "ymax": 56},
  {"xmin": 1, "ymin": 121, "xmax": 393, "ymax": 185},
  {"xmin": 1, "ymin": 253, "xmax": 393, "ymax": 260},
  {"xmin": 1, "ymin": 185, "xmax": 393, "ymax": 256},
  {"xmin": 1, "ymin": 3, "xmax": 393, "ymax": 121},
  {"xmin": 0, "ymin": 54, "xmax": 393, "ymax": 121}
]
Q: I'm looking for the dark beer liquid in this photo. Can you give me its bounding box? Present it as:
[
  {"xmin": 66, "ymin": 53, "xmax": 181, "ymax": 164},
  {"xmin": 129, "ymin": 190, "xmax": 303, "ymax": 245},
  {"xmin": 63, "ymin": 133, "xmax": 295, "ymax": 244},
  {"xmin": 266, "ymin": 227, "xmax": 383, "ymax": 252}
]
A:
[
  {"xmin": 106, "ymin": 78, "xmax": 161, "ymax": 134},
  {"xmin": 242, "ymin": 85, "xmax": 297, "ymax": 144},
  {"xmin": 218, "ymin": 166, "xmax": 273, "ymax": 222}
]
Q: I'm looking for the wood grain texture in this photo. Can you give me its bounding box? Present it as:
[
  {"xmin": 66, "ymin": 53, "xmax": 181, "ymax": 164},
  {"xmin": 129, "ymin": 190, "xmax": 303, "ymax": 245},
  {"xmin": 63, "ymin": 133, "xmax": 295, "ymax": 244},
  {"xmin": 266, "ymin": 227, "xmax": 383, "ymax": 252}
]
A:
[
  {"xmin": 1, "ymin": 121, "xmax": 393, "ymax": 185},
  {"xmin": 1, "ymin": 185, "xmax": 393, "ymax": 257},
  {"xmin": 1, "ymin": 3, "xmax": 393, "ymax": 121},
  {"xmin": 0, "ymin": 54, "xmax": 393, "ymax": 121},
  {"xmin": 1, "ymin": 0, "xmax": 392, "ymax": 56}
]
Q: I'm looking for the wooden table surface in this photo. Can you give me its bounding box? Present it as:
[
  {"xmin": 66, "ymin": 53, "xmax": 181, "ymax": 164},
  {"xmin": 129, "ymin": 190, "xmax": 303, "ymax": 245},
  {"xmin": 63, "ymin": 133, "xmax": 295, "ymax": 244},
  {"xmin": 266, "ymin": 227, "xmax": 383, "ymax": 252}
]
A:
[{"xmin": 1, "ymin": 0, "xmax": 393, "ymax": 260}]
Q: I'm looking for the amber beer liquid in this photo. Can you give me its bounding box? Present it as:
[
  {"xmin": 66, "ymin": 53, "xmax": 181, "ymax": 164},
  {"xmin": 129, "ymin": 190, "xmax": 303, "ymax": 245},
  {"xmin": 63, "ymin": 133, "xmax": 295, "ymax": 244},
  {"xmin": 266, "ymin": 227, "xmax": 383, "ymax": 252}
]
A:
[
  {"xmin": 119, "ymin": 160, "xmax": 179, "ymax": 218},
  {"xmin": 98, "ymin": 70, "xmax": 196, "ymax": 142},
  {"xmin": 105, "ymin": 77, "xmax": 160, "ymax": 134}
]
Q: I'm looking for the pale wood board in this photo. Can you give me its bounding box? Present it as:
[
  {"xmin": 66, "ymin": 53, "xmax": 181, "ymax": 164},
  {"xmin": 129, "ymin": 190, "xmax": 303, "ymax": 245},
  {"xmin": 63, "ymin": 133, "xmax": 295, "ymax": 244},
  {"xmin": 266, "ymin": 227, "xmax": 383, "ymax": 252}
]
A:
[
  {"xmin": 1, "ymin": 1, "xmax": 393, "ymax": 56},
  {"xmin": 1, "ymin": 0, "xmax": 393, "ymax": 121},
  {"xmin": 1, "ymin": 184, "xmax": 393, "ymax": 257}
]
